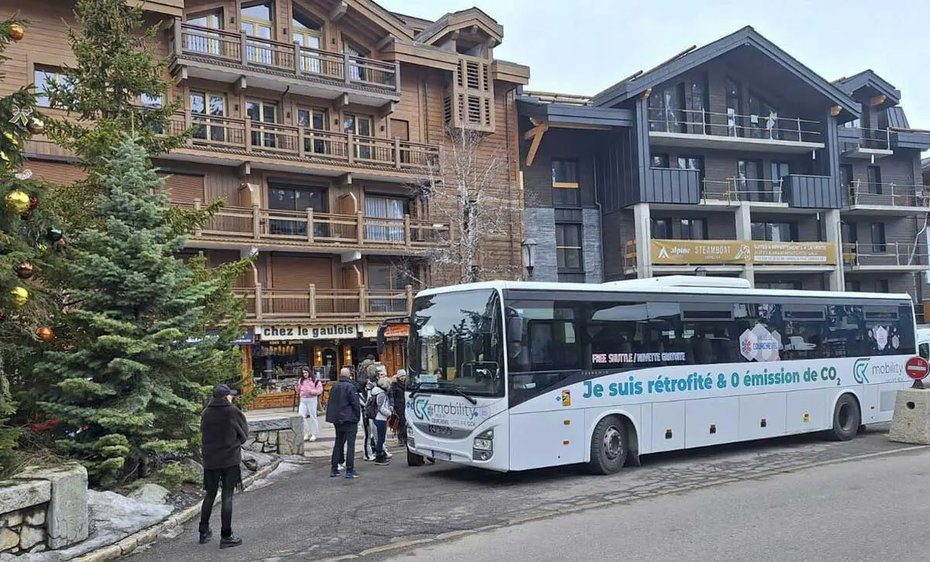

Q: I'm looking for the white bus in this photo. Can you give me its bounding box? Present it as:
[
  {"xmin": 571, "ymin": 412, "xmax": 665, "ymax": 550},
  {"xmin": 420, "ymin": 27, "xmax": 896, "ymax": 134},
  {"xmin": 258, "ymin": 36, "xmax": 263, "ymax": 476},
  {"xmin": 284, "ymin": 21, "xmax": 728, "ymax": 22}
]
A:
[{"xmin": 401, "ymin": 276, "xmax": 917, "ymax": 474}]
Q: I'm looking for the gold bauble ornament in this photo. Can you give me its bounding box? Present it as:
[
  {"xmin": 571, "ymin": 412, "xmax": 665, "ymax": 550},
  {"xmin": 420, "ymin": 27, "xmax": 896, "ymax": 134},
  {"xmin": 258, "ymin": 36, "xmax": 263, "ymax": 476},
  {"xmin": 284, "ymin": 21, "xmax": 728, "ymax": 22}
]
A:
[
  {"xmin": 4, "ymin": 190, "xmax": 30, "ymax": 214},
  {"xmin": 36, "ymin": 327, "xmax": 55, "ymax": 342},
  {"xmin": 3, "ymin": 132, "xmax": 18, "ymax": 147},
  {"xmin": 9, "ymin": 24, "xmax": 24, "ymax": 41},
  {"xmin": 10, "ymin": 286, "xmax": 29, "ymax": 307},
  {"xmin": 27, "ymin": 117, "xmax": 45, "ymax": 135}
]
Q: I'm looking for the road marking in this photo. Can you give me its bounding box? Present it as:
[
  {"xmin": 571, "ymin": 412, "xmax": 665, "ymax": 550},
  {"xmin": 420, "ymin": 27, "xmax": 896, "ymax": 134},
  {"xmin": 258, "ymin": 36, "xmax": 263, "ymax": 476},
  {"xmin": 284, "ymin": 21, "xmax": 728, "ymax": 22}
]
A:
[{"xmin": 325, "ymin": 443, "xmax": 929, "ymax": 560}]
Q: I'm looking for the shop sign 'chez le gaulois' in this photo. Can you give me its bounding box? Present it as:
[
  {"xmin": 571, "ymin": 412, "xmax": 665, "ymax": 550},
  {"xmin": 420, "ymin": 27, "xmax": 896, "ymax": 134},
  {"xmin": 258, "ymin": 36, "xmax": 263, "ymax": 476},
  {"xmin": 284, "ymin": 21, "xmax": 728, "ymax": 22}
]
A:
[{"xmin": 257, "ymin": 324, "xmax": 357, "ymax": 341}]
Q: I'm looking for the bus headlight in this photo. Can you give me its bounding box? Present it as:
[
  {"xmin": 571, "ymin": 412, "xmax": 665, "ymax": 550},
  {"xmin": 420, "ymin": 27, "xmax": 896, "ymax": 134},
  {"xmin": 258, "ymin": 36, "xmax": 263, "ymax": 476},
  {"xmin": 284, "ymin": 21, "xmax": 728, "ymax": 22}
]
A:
[{"xmin": 472, "ymin": 428, "xmax": 493, "ymax": 460}]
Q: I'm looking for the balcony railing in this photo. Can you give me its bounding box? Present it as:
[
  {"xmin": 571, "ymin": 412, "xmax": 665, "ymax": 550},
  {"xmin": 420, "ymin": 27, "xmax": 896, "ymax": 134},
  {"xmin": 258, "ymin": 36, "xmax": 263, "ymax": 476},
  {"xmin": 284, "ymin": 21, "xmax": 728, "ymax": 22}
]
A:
[
  {"xmin": 169, "ymin": 113, "xmax": 440, "ymax": 175},
  {"xmin": 843, "ymin": 242, "xmax": 928, "ymax": 267},
  {"xmin": 701, "ymin": 178, "xmax": 784, "ymax": 204},
  {"xmin": 840, "ymin": 127, "xmax": 891, "ymax": 152},
  {"xmin": 648, "ymin": 108, "xmax": 822, "ymax": 143},
  {"xmin": 236, "ymin": 283, "xmax": 413, "ymax": 321},
  {"xmin": 186, "ymin": 201, "xmax": 450, "ymax": 250},
  {"xmin": 171, "ymin": 21, "xmax": 399, "ymax": 93},
  {"xmin": 847, "ymin": 180, "xmax": 930, "ymax": 208}
]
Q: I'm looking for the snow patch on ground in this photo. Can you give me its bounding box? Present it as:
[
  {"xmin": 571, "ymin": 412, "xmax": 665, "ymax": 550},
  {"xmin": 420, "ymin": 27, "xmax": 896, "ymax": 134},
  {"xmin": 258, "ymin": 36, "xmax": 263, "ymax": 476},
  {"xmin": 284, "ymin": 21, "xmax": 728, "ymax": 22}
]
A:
[{"xmin": 245, "ymin": 461, "xmax": 301, "ymax": 491}]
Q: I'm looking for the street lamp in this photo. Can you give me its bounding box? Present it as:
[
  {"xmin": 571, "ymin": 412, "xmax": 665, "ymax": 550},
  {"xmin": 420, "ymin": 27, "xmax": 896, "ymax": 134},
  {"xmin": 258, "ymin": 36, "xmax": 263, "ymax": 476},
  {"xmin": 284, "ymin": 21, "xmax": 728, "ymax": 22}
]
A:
[{"xmin": 522, "ymin": 238, "xmax": 537, "ymax": 277}]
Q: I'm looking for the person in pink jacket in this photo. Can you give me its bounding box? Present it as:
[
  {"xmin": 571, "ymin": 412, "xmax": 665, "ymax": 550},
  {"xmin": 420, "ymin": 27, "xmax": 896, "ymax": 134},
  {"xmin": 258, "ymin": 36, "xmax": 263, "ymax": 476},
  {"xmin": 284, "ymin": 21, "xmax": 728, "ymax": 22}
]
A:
[{"xmin": 295, "ymin": 366, "xmax": 323, "ymax": 441}]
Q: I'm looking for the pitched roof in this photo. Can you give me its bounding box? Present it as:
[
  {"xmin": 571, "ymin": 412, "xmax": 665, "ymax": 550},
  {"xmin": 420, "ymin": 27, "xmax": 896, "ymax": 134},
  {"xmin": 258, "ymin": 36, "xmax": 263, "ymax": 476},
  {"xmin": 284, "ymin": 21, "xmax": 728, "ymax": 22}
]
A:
[
  {"xmin": 834, "ymin": 69, "xmax": 901, "ymax": 105},
  {"xmin": 414, "ymin": 7, "xmax": 503, "ymax": 46},
  {"xmin": 592, "ymin": 26, "xmax": 859, "ymax": 117}
]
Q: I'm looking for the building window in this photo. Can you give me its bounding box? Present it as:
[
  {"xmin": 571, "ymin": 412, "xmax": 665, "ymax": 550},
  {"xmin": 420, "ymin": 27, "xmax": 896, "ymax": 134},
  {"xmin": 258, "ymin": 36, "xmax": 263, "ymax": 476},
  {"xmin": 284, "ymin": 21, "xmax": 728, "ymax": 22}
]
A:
[
  {"xmin": 867, "ymin": 166, "xmax": 882, "ymax": 195},
  {"xmin": 650, "ymin": 154, "xmax": 669, "ymax": 168},
  {"xmin": 292, "ymin": 9, "xmax": 323, "ymax": 73},
  {"xmin": 365, "ymin": 194, "xmax": 407, "ymax": 242},
  {"xmin": 247, "ymin": 99, "xmax": 279, "ymax": 148},
  {"xmin": 843, "ymin": 118, "xmax": 861, "ymax": 129},
  {"xmin": 268, "ymin": 183, "xmax": 328, "ymax": 237},
  {"xmin": 870, "ymin": 223, "xmax": 886, "ymax": 252},
  {"xmin": 842, "ymin": 221, "xmax": 857, "ymax": 244},
  {"xmin": 343, "ymin": 113, "xmax": 374, "ymax": 159},
  {"xmin": 241, "ymin": 1, "xmax": 274, "ymax": 64},
  {"xmin": 190, "ymin": 91, "xmax": 226, "ymax": 142},
  {"xmin": 35, "ymin": 65, "xmax": 69, "ymax": 108},
  {"xmin": 677, "ymin": 155, "xmax": 704, "ymax": 183},
  {"xmin": 651, "ymin": 217, "xmax": 707, "ymax": 240},
  {"xmin": 368, "ymin": 262, "xmax": 408, "ymax": 313},
  {"xmin": 845, "ymin": 280, "xmax": 861, "ymax": 292},
  {"xmin": 555, "ymin": 223, "xmax": 583, "ymax": 271},
  {"xmin": 877, "ymin": 279, "xmax": 890, "ymax": 293},
  {"xmin": 186, "ymin": 9, "xmax": 223, "ymax": 54},
  {"xmin": 752, "ymin": 221, "xmax": 797, "ymax": 242},
  {"xmin": 552, "ymin": 159, "xmax": 580, "ymax": 206}
]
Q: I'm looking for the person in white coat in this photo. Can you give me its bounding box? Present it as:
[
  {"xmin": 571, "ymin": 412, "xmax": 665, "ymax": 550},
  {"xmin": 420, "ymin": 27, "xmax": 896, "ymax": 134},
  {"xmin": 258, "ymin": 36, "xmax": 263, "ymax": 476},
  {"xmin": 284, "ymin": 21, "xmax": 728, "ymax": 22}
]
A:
[{"xmin": 369, "ymin": 376, "xmax": 393, "ymax": 465}]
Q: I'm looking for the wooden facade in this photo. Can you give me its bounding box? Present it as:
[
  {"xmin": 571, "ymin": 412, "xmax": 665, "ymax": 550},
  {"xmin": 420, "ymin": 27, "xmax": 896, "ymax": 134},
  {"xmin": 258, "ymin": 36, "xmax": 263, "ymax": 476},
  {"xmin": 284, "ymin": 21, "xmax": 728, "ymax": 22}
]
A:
[{"xmin": 9, "ymin": 0, "xmax": 529, "ymax": 406}]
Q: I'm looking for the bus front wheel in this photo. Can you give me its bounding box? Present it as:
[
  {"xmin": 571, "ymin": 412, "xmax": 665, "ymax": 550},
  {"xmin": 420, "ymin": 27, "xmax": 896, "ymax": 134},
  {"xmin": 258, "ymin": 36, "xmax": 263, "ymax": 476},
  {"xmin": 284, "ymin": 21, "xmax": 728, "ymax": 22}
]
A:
[
  {"xmin": 407, "ymin": 449, "xmax": 426, "ymax": 466},
  {"xmin": 830, "ymin": 394, "xmax": 861, "ymax": 441},
  {"xmin": 588, "ymin": 416, "xmax": 628, "ymax": 474}
]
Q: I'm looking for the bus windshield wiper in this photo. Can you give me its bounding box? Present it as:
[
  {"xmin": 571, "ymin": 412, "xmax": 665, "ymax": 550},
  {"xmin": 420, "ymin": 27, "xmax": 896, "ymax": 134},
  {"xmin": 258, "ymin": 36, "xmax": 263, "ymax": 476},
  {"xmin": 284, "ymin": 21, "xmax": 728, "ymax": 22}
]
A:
[
  {"xmin": 408, "ymin": 380, "xmax": 477, "ymax": 405},
  {"xmin": 447, "ymin": 384, "xmax": 478, "ymax": 405}
]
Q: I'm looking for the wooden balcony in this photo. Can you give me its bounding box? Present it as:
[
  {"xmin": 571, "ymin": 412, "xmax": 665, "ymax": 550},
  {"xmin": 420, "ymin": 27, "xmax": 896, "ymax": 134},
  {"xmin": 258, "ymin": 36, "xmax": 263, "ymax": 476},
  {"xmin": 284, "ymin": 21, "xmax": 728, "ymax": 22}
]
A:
[
  {"xmin": 184, "ymin": 201, "xmax": 450, "ymax": 255},
  {"xmin": 170, "ymin": 21, "xmax": 400, "ymax": 106},
  {"xmin": 237, "ymin": 284, "xmax": 413, "ymax": 322},
  {"xmin": 167, "ymin": 114, "xmax": 440, "ymax": 182}
]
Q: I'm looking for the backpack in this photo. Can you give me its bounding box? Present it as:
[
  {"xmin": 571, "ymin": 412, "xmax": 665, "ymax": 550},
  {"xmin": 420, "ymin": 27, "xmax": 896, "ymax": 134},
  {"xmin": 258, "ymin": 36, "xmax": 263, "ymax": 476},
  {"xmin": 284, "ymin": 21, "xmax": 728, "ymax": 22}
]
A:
[{"xmin": 364, "ymin": 392, "xmax": 379, "ymax": 419}]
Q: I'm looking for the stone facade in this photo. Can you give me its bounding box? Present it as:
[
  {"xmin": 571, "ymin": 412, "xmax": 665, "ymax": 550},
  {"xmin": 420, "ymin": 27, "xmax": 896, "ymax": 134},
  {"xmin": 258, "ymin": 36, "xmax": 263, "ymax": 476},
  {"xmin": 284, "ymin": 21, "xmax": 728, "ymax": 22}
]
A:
[{"xmin": 245, "ymin": 415, "xmax": 304, "ymax": 456}]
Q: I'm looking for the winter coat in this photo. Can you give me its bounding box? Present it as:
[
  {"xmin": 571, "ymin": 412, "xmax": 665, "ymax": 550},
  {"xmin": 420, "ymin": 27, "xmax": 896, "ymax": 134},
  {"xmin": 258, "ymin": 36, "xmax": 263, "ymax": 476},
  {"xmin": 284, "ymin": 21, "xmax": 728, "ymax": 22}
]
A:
[
  {"xmin": 296, "ymin": 378, "xmax": 323, "ymax": 398},
  {"xmin": 201, "ymin": 397, "xmax": 249, "ymax": 470},
  {"xmin": 326, "ymin": 379, "xmax": 361, "ymax": 424},
  {"xmin": 369, "ymin": 386, "xmax": 393, "ymax": 421},
  {"xmin": 391, "ymin": 379, "xmax": 406, "ymax": 419},
  {"xmin": 357, "ymin": 359, "xmax": 375, "ymax": 384}
]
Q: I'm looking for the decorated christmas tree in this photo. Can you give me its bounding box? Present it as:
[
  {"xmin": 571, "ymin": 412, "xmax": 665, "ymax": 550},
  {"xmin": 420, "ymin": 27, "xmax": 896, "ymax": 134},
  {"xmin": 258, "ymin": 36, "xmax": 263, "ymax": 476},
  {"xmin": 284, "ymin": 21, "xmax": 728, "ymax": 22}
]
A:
[
  {"xmin": 0, "ymin": 20, "xmax": 62, "ymax": 473},
  {"xmin": 33, "ymin": 138, "xmax": 240, "ymax": 487}
]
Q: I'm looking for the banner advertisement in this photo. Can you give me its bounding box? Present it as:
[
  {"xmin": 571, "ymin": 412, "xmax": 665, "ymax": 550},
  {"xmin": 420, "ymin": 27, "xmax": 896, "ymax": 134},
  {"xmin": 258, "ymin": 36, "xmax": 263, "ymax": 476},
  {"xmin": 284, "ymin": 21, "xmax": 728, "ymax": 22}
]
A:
[{"xmin": 650, "ymin": 239, "xmax": 837, "ymax": 265}]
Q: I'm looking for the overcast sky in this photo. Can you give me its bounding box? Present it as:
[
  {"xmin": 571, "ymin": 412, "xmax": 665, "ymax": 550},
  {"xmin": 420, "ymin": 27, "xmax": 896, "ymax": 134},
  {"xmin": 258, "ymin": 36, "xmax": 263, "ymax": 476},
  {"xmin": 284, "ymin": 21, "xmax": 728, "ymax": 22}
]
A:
[{"xmin": 381, "ymin": 0, "xmax": 930, "ymax": 134}]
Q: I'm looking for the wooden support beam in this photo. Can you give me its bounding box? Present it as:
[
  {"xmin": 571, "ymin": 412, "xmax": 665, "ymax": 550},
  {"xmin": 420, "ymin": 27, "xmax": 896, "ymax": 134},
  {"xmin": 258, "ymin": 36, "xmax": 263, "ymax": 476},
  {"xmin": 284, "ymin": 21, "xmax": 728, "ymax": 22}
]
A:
[
  {"xmin": 233, "ymin": 75, "xmax": 247, "ymax": 94},
  {"xmin": 378, "ymin": 101, "xmax": 395, "ymax": 118},
  {"xmin": 869, "ymin": 94, "xmax": 887, "ymax": 107},
  {"xmin": 334, "ymin": 92, "xmax": 349, "ymax": 108},
  {"xmin": 330, "ymin": 1, "xmax": 348, "ymax": 22},
  {"xmin": 237, "ymin": 161, "xmax": 251, "ymax": 178},
  {"xmin": 524, "ymin": 123, "xmax": 548, "ymax": 167},
  {"xmin": 830, "ymin": 104, "xmax": 842, "ymax": 117},
  {"xmin": 523, "ymin": 121, "xmax": 548, "ymax": 141},
  {"xmin": 338, "ymin": 172, "xmax": 353, "ymax": 186},
  {"xmin": 375, "ymin": 34, "xmax": 395, "ymax": 52}
]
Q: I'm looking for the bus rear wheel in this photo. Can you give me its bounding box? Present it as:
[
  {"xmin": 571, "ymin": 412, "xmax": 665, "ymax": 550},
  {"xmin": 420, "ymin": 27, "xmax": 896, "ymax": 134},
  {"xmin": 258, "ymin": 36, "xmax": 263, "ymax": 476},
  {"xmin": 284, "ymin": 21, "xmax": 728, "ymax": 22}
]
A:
[
  {"xmin": 830, "ymin": 394, "xmax": 861, "ymax": 441},
  {"xmin": 588, "ymin": 416, "xmax": 628, "ymax": 474}
]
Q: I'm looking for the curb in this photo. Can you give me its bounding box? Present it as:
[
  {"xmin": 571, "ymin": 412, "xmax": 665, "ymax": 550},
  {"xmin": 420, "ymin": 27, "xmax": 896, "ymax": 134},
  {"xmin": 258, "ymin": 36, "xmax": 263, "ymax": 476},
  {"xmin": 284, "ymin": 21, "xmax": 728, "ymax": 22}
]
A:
[{"xmin": 72, "ymin": 459, "xmax": 283, "ymax": 562}]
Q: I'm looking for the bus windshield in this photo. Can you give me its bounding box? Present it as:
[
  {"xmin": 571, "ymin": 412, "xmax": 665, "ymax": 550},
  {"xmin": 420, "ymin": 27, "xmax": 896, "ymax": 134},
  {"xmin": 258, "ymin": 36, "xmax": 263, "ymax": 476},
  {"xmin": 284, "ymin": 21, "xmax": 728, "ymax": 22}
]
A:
[{"xmin": 409, "ymin": 289, "xmax": 505, "ymax": 398}]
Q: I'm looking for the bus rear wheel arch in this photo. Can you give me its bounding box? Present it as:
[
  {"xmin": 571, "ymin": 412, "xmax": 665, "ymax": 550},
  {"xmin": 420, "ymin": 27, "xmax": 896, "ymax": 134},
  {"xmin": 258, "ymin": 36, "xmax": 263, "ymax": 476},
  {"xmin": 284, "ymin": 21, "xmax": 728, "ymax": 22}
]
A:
[
  {"xmin": 829, "ymin": 393, "xmax": 861, "ymax": 441},
  {"xmin": 588, "ymin": 414, "xmax": 637, "ymax": 474}
]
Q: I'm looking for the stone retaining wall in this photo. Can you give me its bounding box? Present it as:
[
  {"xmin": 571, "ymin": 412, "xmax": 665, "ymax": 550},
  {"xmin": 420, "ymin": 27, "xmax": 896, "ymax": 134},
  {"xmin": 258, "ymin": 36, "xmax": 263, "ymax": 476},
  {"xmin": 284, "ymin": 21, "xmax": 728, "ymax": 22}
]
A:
[
  {"xmin": 0, "ymin": 463, "xmax": 88, "ymax": 556},
  {"xmin": 245, "ymin": 415, "xmax": 304, "ymax": 456}
]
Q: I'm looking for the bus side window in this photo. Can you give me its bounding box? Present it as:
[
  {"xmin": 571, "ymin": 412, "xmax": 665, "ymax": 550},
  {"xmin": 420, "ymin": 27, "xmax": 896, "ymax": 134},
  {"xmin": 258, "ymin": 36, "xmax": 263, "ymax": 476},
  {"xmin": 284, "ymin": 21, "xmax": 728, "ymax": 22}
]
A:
[{"xmin": 920, "ymin": 343, "xmax": 929, "ymax": 360}]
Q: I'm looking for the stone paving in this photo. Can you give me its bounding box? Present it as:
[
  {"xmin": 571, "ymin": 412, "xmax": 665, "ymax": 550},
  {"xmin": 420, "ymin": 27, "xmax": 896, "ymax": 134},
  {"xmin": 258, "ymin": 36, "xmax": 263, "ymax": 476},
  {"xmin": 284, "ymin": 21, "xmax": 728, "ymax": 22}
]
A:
[{"xmin": 130, "ymin": 424, "xmax": 924, "ymax": 561}]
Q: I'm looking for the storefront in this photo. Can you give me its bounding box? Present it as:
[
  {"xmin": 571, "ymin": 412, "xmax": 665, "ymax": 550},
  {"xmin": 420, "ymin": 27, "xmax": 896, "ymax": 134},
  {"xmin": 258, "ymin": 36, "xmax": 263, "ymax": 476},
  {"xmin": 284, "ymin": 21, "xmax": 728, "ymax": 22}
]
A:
[{"xmin": 242, "ymin": 323, "xmax": 395, "ymax": 409}]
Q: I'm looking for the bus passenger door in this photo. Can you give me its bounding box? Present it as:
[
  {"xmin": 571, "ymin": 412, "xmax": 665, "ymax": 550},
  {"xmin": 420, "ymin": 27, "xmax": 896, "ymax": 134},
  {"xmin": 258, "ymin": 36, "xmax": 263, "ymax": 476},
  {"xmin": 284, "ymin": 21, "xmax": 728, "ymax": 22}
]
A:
[{"xmin": 510, "ymin": 409, "xmax": 584, "ymax": 470}]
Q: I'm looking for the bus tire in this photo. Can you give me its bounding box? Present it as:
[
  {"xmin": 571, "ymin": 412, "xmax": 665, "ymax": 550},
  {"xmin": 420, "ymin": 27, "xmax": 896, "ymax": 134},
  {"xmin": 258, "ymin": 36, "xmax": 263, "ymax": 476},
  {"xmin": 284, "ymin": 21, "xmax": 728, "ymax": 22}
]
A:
[
  {"xmin": 588, "ymin": 415, "xmax": 628, "ymax": 475},
  {"xmin": 407, "ymin": 449, "xmax": 426, "ymax": 466},
  {"xmin": 830, "ymin": 394, "xmax": 861, "ymax": 441}
]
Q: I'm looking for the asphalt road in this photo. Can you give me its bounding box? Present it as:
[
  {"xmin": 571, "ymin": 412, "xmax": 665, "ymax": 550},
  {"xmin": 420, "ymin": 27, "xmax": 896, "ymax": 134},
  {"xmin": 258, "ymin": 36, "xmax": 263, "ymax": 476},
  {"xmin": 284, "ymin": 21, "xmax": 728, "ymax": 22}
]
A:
[
  {"xmin": 392, "ymin": 446, "xmax": 930, "ymax": 562},
  {"xmin": 130, "ymin": 426, "xmax": 926, "ymax": 561}
]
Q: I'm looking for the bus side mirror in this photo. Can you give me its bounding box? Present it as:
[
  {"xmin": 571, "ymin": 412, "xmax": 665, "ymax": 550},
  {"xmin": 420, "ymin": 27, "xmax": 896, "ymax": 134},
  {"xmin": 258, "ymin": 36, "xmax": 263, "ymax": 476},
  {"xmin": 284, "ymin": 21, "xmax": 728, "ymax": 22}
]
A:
[{"xmin": 506, "ymin": 312, "xmax": 523, "ymax": 351}]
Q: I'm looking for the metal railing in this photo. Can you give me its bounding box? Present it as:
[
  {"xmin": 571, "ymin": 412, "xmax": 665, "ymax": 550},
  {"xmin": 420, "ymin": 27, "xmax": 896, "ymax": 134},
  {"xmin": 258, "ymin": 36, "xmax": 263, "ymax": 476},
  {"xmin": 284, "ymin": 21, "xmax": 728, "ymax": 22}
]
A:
[
  {"xmin": 841, "ymin": 127, "xmax": 891, "ymax": 151},
  {"xmin": 183, "ymin": 200, "xmax": 450, "ymax": 249},
  {"xmin": 701, "ymin": 178, "xmax": 784, "ymax": 203},
  {"xmin": 236, "ymin": 283, "xmax": 413, "ymax": 321},
  {"xmin": 648, "ymin": 107, "xmax": 822, "ymax": 143},
  {"xmin": 842, "ymin": 242, "xmax": 928, "ymax": 267},
  {"xmin": 172, "ymin": 21, "xmax": 399, "ymax": 92},
  {"xmin": 170, "ymin": 113, "xmax": 440, "ymax": 174},
  {"xmin": 847, "ymin": 180, "xmax": 930, "ymax": 208}
]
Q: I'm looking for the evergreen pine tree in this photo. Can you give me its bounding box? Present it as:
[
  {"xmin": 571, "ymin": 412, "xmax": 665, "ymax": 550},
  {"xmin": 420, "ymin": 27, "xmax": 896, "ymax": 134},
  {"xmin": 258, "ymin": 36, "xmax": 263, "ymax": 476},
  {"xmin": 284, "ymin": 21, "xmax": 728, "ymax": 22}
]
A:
[
  {"xmin": 0, "ymin": 19, "xmax": 62, "ymax": 474},
  {"xmin": 34, "ymin": 138, "xmax": 240, "ymax": 487}
]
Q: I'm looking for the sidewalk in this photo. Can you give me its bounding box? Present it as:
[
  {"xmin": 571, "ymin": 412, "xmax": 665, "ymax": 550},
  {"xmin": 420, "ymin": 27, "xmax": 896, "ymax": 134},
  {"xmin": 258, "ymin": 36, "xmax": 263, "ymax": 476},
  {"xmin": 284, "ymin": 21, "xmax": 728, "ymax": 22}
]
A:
[{"xmin": 244, "ymin": 407, "xmax": 397, "ymax": 462}]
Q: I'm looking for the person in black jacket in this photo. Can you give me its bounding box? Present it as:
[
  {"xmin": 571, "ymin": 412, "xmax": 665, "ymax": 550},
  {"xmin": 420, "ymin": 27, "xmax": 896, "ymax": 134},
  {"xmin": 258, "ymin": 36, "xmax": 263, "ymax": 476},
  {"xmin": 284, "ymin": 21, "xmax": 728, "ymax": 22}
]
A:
[
  {"xmin": 326, "ymin": 367, "xmax": 361, "ymax": 478},
  {"xmin": 199, "ymin": 384, "xmax": 249, "ymax": 548},
  {"xmin": 391, "ymin": 369, "xmax": 407, "ymax": 446}
]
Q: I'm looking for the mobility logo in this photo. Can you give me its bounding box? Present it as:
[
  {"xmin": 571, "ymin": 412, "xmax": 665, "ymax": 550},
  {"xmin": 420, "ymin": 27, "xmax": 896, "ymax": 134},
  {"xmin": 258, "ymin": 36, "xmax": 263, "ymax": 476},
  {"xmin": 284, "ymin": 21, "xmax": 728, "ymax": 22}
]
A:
[
  {"xmin": 853, "ymin": 358, "xmax": 870, "ymax": 384},
  {"xmin": 409, "ymin": 397, "xmax": 487, "ymax": 424}
]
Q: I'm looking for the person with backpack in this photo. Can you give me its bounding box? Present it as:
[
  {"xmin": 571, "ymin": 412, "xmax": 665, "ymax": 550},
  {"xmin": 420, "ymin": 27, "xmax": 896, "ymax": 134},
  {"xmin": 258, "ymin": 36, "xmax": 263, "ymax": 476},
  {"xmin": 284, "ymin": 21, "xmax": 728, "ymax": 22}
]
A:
[
  {"xmin": 390, "ymin": 369, "xmax": 407, "ymax": 446},
  {"xmin": 368, "ymin": 376, "xmax": 394, "ymax": 465},
  {"xmin": 359, "ymin": 377, "xmax": 375, "ymax": 461}
]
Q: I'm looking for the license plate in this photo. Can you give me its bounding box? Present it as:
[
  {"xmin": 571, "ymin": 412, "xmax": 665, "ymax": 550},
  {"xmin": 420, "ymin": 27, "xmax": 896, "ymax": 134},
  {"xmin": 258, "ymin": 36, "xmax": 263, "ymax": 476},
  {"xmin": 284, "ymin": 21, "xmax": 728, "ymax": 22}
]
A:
[{"xmin": 431, "ymin": 450, "xmax": 452, "ymax": 461}]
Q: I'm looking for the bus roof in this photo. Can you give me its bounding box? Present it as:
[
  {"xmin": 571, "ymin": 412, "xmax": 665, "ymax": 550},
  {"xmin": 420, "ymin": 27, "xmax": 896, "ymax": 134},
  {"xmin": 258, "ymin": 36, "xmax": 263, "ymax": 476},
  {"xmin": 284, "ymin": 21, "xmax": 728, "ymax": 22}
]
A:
[{"xmin": 416, "ymin": 276, "xmax": 913, "ymax": 303}]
